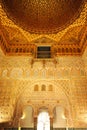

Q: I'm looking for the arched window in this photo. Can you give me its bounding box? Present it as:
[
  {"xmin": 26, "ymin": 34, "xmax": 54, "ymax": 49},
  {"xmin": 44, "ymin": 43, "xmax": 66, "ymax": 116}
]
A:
[
  {"xmin": 34, "ymin": 84, "xmax": 39, "ymax": 91},
  {"xmin": 48, "ymin": 85, "xmax": 53, "ymax": 91},
  {"xmin": 41, "ymin": 84, "xmax": 46, "ymax": 91},
  {"xmin": 37, "ymin": 111, "xmax": 50, "ymax": 130}
]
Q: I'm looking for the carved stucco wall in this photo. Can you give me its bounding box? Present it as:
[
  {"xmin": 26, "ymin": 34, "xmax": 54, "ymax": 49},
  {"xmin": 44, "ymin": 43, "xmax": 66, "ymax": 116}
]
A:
[
  {"xmin": 83, "ymin": 47, "xmax": 87, "ymax": 74},
  {"xmin": 0, "ymin": 48, "xmax": 87, "ymax": 127}
]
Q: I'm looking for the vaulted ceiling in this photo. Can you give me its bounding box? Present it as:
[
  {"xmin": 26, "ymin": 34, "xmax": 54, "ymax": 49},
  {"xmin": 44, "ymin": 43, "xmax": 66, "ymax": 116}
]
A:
[
  {"xmin": 0, "ymin": 0, "xmax": 87, "ymax": 56},
  {"xmin": 0, "ymin": 0, "xmax": 85, "ymax": 33}
]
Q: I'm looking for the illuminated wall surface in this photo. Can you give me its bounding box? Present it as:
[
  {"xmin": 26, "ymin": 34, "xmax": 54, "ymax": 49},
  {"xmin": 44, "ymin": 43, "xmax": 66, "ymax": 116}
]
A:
[{"xmin": 0, "ymin": 0, "xmax": 87, "ymax": 128}]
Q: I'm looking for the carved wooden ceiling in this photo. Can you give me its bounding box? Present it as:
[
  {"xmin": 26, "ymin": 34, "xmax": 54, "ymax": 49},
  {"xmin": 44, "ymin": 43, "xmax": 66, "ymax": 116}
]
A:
[
  {"xmin": 0, "ymin": 0, "xmax": 87, "ymax": 56},
  {"xmin": 0, "ymin": 0, "xmax": 85, "ymax": 33}
]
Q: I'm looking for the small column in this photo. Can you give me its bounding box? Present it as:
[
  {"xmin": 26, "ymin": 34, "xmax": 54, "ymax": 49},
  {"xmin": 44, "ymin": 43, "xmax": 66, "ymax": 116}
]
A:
[
  {"xmin": 50, "ymin": 117, "xmax": 53, "ymax": 130},
  {"xmin": 18, "ymin": 118, "xmax": 21, "ymax": 130},
  {"xmin": 34, "ymin": 117, "xmax": 37, "ymax": 130},
  {"xmin": 66, "ymin": 118, "xmax": 68, "ymax": 130}
]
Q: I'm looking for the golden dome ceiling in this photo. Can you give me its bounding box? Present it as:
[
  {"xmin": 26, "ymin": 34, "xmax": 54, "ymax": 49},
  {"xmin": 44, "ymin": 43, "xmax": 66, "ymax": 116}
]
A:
[{"xmin": 1, "ymin": 0, "xmax": 85, "ymax": 33}]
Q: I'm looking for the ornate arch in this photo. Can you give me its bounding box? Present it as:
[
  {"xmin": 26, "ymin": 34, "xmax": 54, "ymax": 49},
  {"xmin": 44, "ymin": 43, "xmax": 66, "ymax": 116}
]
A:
[{"xmin": 13, "ymin": 79, "xmax": 73, "ymax": 127}]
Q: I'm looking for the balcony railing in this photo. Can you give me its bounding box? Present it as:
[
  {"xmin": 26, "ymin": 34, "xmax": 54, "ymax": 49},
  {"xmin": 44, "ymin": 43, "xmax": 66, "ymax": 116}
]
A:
[{"xmin": 37, "ymin": 51, "xmax": 51, "ymax": 58}]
